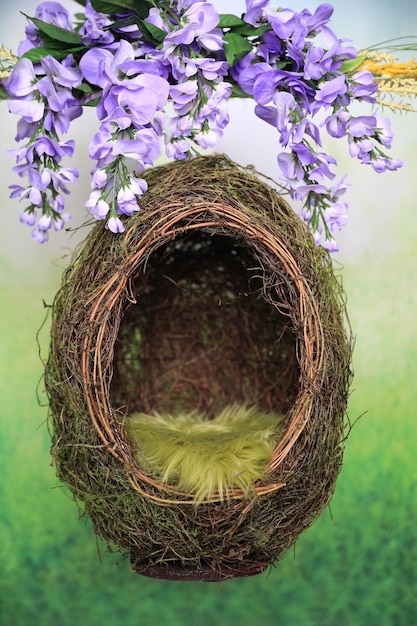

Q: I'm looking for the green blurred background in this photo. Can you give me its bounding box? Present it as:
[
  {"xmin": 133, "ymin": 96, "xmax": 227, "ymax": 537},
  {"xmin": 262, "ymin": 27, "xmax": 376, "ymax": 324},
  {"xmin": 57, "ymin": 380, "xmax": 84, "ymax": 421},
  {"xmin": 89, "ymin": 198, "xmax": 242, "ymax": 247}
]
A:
[{"xmin": 1, "ymin": 1, "xmax": 416, "ymax": 625}]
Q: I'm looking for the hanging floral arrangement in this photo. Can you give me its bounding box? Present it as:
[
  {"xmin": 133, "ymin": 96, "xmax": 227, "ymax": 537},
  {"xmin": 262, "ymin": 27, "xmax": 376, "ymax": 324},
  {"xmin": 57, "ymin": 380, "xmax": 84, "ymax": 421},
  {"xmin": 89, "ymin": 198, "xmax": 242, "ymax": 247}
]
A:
[
  {"xmin": 1, "ymin": 1, "xmax": 416, "ymax": 581},
  {"xmin": 1, "ymin": 0, "xmax": 415, "ymax": 250}
]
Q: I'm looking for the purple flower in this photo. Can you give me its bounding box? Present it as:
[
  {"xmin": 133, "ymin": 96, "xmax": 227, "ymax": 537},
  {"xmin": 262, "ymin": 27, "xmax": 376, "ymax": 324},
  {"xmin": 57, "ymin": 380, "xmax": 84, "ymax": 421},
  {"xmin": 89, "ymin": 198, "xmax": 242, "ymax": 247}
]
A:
[
  {"xmin": 120, "ymin": 58, "xmax": 169, "ymax": 81},
  {"xmin": 37, "ymin": 77, "xmax": 83, "ymax": 133},
  {"xmin": 254, "ymin": 103, "xmax": 279, "ymax": 127},
  {"xmin": 346, "ymin": 115, "xmax": 377, "ymax": 138},
  {"xmin": 27, "ymin": 136, "xmax": 75, "ymax": 163},
  {"xmin": 20, "ymin": 203, "xmax": 70, "ymax": 241},
  {"xmin": 15, "ymin": 118, "xmax": 39, "ymax": 142},
  {"xmin": 163, "ymin": 2, "xmax": 222, "ymax": 53},
  {"xmin": 85, "ymin": 191, "xmax": 110, "ymax": 220},
  {"xmin": 88, "ymin": 129, "xmax": 114, "ymax": 165},
  {"xmin": 8, "ymin": 99, "xmax": 45, "ymax": 123},
  {"xmin": 290, "ymin": 117, "xmax": 321, "ymax": 146},
  {"xmin": 79, "ymin": 40, "xmax": 134, "ymax": 88},
  {"xmin": 257, "ymin": 31, "xmax": 284, "ymax": 65},
  {"xmin": 384, "ymin": 158, "xmax": 404, "ymax": 171},
  {"xmin": 302, "ymin": 34, "xmax": 351, "ymax": 81},
  {"xmin": 170, "ymin": 81, "xmax": 199, "ymax": 113},
  {"xmin": 325, "ymin": 110, "xmax": 350, "ymax": 138},
  {"xmin": 277, "ymin": 151, "xmax": 305, "ymax": 181},
  {"xmin": 6, "ymin": 59, "xmax": 38, "ymax": 98},
  {"xmin": 194, "ymin": 128, "xmax": 218, "ymax": 148},
  {"xmin": 112, "ymin": 129, "xmax": 161, "ymax": 163},
  {"xmin": 99, "ymin": 85, "xmax": 154, "ymax": 127},
  {"xmin": 176, "ymin": 0, "xmax": 201, "ymax": 11},
  {"xmin": 31, "ymin": 227, "xmax": 49, "ymax": 243},
  {"xmin": 324, "ymin": 202, "xmax": 348, "ymax": 232},
  {"xmin": 351, "ymin": 70, "xmax": 378, "ymax": 102},
  {"xmin": 145, "ymin": 7, "xmax": 168, "ymax": 33},
  {"xmin": 116, "ymin": 177, "xmax": 147, "ymax": 215},
  {"xmin": 4, "ymin": 0, "xmax": 404, "ymax": 249},
  {"xmin": 308, "ymin": 151, "xmax": 337, "ymax": 182},
  {"xmin": 252, "ymin": 69, "xmax": 281, "ymax": 105},
  {"xmin": 116, "ymin": 187, "xmax": 136, "ymax": 215},
  {"xmin": 106, "ymin": 216, "xmax": 125, "ymax": 233},
  {"xmin": 371, "ymin": 155, "xmax": 403, "ymax": 173},
  {"xmin": 97, "ymin": 93, "xmax": 131, "ymax": 128},
  {"xmin": 199, "ymin": 83, "xmax": 231, "ymax": 119},
  {"xmin": 303, "ymin": 46, "xmax": 328, "ymax": 80},
  {"xmin": 254, "ymin": 69, "xmax": 316, "ymax": 113},
  {"xmin": 165, "ymin": 137, "xmax": 192, "ymax": 160},
  {"xmin": 10, "ymin": 183, "xmax": 41, "ymax": 205},
  {"xmin": 329, "ymin": 176, "xmax": 349, "ymax": 201},
  {"xmin": 304, "ymin": 3, "xmax": 335, "ymax": 34},
  {"xmin": 265, "ymin": 4, "xmax": 334, "ymax": 49},
  {"xmin": 181, "ymin": 57, "xmax": 228, "ymax": 81},
  {"xmin": 37, "ymin": 214, "xmax": 53, "ymax": 230},
  {"xmin": 323, "ymin": 237, "xmax": 339, "ymax": 253},
  {"xmin": 233, "ymin": 59, "xmax": 270, "ymax": 96},
  {"xmin": 49, "ymin": 166, "xmax": 79, "ymax": 191},
  {"xmin": 348, "ymin": 136, "xmax": 374, "ymax": 160},
  {"xmin": 40, "ymin": 56, "xmax": 82, "ymax": 89},
  {"xmin": 53, "ymin": 194, "xmax": 65, "ymax": 213},
  {"xmin": 374, "ymin": 117, "xmax": 394, "ymax": 148},
  {"xmin": 91, "ymin": 169, "xmax": 108, "ymax": 189},
  {"xmin": 20, "ymin": 210, "xmax": 37, "ymax": 226},
  {"xmin": 244, "ymin": 0, "xmax": 270, "ymax": 26},
  {"xmin": 291, "ymin": 143, "xmax": 319, "ymax": 167},
  {"xmin": 79, "ymin": 0, "xmax": 115, "ymax": 47},
  {"xmin": 293, "ymin": 182, "xmax": 329, "ymax": 203},
  {"xmin": 10, "ymin": 166, "xmax": 51, "ymax": 203},
  {"xmin": 265, "ymin": 8, "xmax": 303, "ymax": 42},
  {"xmin": 18, "ymin": 2, "xmax": 74, "ymax": 56},
  {"xmin": 52, "ymin": 212, "xmax": 71, "ymax": 231},
  {"xmin": 7, "ymin": 55, "xmax": 83, "ymax": 136},
  {"xmin": 89, "ymin": 125, "xmax": 161, "ymax": 171},
  {"xmin": 80, "ymin": 42, "xmax": 169, "ymax": 130},
  {"xmin": 109, "ymin": 10, "xmax": 143, "ymax": 40},
  {"xmin": 31, "ymin": 2, "xmax": 72, "ymax": 30},
  {"xmin": 315, "ymin": 74, "xmax": 347, "ymax": 105}
]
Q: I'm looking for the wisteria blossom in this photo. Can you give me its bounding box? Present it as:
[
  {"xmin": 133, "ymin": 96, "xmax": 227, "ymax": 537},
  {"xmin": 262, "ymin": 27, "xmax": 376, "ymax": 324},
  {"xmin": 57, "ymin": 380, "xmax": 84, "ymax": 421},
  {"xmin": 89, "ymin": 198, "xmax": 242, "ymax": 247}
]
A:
[
  {"xmin": 5, "ymin": 51, "xmax": 82, "ymax": 241},
  {"xmin": 1, "ymin": 0, "xmax": 404, "ymax": 249}
]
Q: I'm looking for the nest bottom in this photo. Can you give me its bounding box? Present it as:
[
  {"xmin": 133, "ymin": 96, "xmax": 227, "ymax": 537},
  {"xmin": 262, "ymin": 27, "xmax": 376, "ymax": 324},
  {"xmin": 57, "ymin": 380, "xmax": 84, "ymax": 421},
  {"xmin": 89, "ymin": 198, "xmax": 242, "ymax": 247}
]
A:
[{"xmin": 130, "ymin": 560, "xmax": 268, "ymax": 582}]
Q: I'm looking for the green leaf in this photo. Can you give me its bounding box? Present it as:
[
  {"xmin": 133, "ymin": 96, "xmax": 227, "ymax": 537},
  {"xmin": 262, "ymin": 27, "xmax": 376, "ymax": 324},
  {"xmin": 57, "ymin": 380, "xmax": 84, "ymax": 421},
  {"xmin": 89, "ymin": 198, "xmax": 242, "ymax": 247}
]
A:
[
  {"xmin": 73, "ymin": 82, "xmax": 97, "ymax": 93},
  {"xmin": 232, "ymin": 23, "xmax": 269, "ymax": 37},
  {"xmin": 21, "ymin": 46, "xmax": 87, "ymax": 63},
  {"xmin": 218, "ymin": 14, "xmax": 246, "ymax": 29},
  {"xmin": 90, "ymin": 0, "xmax": 147, "ymax": 14},
  {"xmin": 83, "ymin": 97, "xmax": 101, "ymax": 107},
  {"xmin": 133, "ymin": 1, "xmax": 153, "ymax": 19},
  {"xmin": 23, "ymin": 15, "xmax": 83, "ymax": 45},
  {"xmin": 223, "ymin": 32, "xmax": 253, "ymax": 67},
  {"xmin": 137, "ymin": 19, "xmax": 166, "ymax": 43},
  {"xmin": 340, "ymin": 55, "xmax": 367, "ymax": 74},
  {"xmin": 0, "ymin": 85, "xmax": 9, "ymax": 101}
]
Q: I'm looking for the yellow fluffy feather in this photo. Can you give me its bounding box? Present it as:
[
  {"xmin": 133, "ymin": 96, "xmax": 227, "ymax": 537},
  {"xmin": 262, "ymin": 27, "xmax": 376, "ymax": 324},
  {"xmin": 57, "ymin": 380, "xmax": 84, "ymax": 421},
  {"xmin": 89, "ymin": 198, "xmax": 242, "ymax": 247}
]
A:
[{"xmin": 124, "ymin": 404, "xmax": 283, "ymax": 503}]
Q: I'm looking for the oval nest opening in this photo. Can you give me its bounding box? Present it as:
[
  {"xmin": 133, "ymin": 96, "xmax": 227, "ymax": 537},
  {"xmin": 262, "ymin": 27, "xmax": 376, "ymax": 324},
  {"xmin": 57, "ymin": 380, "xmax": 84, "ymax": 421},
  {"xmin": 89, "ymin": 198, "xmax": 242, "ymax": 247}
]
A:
[{"xmin": 45, "ymin": 154, "xmax": 353, "ymax": 582}]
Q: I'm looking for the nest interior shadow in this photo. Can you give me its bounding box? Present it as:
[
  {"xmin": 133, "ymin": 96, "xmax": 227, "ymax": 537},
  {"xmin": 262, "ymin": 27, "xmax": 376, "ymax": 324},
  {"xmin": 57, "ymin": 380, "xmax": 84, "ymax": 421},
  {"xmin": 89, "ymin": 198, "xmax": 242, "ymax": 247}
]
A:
[
  {"xmin": 46, "ymin": 154, "xmax": 353, "ymax": 582},
  {"xmin": 112, "ymin": 231, "xmax": 298, "ymax": 420}
]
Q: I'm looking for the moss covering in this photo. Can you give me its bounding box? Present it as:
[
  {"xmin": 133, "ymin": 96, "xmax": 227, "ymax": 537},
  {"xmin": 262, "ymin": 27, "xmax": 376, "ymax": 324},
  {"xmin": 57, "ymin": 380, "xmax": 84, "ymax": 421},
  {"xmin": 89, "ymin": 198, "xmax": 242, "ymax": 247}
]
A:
[{"xmin": 45, "ymin": 154, "xmax": 353, "ymax": 581}]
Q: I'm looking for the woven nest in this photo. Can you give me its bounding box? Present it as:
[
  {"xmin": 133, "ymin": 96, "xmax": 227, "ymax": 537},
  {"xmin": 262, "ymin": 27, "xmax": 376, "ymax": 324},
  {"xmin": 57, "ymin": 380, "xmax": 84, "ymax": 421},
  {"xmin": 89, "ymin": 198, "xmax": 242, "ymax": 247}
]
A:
[{"xmin": 45, "ymin": 154, "xmax": 353, "ymax": 582}]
